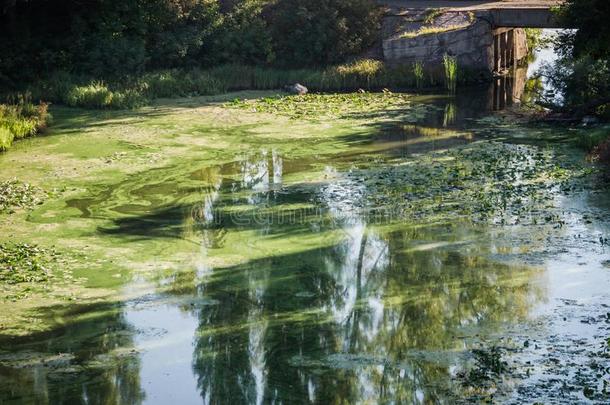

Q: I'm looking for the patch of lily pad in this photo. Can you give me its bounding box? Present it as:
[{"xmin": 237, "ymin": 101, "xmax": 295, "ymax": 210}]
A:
[
  {"xmin": 227, "ymin": 91, "xmax": 414, "ymax": 120},
  {"xmin": 0, "ymin": 243, "xmax": 59, "ymax": 286},
  {"xmin": 0, "ymin": 178, "xmax": 46, "ymax": 213},
  {"xmin": 317, "ymin": 140, "xmax": 588, "ymax": 228}
]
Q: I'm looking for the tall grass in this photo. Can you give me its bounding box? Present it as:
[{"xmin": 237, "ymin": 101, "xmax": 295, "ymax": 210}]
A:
[
  {"xmin": 64, "ymin": 81, "xmax": 147, "ymax": 109},
  {"xmin": 0, "ymin": 127, "xmax": 12, "ymax": 150},
  {"xmin": 141, "ymin": 69, "xmax": 226, "ymax": 98},
  {"xmin": 413, "ymin": 61, "xmax": 424, "ymax": 89},
  {"xmin": 0, "ymin": 93, "xmax": 50, "ymax": 151},
  {"xmin": 443, "ymin": 54, "xmax": 458, "ymax": 93},
  {"xmin": 12, "ymin": 58, "xmax": 476, "ymax": 111},
  {"xmin": 65, "ymin": 82, "xmax": 114, "ymax": 109}
]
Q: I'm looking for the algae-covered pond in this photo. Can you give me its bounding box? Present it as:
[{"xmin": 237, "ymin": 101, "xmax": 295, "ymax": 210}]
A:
[{"xmin": 0, "ymin": 88, "xmax": 609, "ymax": 404}]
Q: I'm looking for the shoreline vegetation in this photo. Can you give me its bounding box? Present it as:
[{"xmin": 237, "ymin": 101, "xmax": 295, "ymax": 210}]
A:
[
  {"xmin": 0, "ymin": 57, "xmax": 469, "ymax": 151},
  {"xmin": 9, "ymin": 58, "xmax": 471, "ymax": 109},
  {"xmin": 0, "ymin": 94, "xmax": 50, "ymax": 151}
]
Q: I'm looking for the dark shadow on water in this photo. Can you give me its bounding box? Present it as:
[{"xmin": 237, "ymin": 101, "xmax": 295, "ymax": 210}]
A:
[
  {"xmin": 0, "ymin": 223, "xmax": 544, "ymax": 404},
  {"xmin": 0, "ymin": 300, "xmax": 146, "ymax": 405}
]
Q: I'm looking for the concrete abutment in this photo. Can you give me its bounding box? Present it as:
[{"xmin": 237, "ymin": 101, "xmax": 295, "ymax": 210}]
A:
[{"xmin": 380, "ymin": 2, "xmax": 562, "ymax": 75}]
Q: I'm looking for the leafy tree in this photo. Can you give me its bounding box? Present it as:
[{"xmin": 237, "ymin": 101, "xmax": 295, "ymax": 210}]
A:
[
  {"xmin": 0, "ymin": 0, "xmax": 382, "ymax": 84},
  {"xmin": 212, "ymin": 0, "xmax": 274, "ymax": 65},
  {"xmin": 557, "ymin": 0, "xmax": 610, "ymax": 59},
  {"xmin": 266, "ymin": 0, "xmax": 382, "ymax": 67},
  {"xmin": 542, "ymin": 0, "xmax": 610, "ymax": 117}
]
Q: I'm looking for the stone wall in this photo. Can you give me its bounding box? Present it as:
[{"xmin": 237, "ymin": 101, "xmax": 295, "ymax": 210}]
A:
[
  {"xmin": 381, "ymin": 12, "xmax": 529, "ymax": 74},
  {"xmin": 383, "ymin": 19, "xmax": 494, "ymax": 70}
]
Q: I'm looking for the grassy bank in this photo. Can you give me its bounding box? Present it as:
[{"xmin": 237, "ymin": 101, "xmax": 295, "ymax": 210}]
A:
[
  {"xmin": 0, "ymin": 59, "xmax": 474, "ymax": 151},
  {"xmin": 0, "ymin": 94, "xmax": 51, "ymax": 151},
  {"xmin": 19, "ymin": 59, "xmax": 477, "ymax": 111}
]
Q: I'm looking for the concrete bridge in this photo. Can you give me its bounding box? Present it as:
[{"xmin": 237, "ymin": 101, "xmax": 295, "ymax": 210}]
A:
[
  {"xmin": 380, "ymin": 0, "xmax": 567, "ymax": 74},
  {"xmin": 383, "ymin": 1, "xmax": 564, "ymax": 28}
]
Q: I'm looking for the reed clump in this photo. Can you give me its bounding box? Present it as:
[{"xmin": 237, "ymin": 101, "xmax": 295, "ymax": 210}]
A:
[{"xmin": 443, "ymin": 54, "xmax": 458, "ymax": 93}]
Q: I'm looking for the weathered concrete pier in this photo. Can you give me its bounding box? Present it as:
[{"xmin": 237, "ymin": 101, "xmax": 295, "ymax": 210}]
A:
[{"xmin": 380, "ymin": 0, "xmax": 565, "ymax": 74}]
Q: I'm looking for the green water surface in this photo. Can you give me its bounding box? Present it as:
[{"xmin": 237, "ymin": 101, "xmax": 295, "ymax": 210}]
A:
[{"xmin": 0, "ymin": 88, "xmax": 609, "ymax": 404}]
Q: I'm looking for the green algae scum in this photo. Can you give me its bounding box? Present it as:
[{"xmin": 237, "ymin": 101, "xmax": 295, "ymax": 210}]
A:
[{"xmin": 1, "ymin": 88, "xmax": 610, "ymax": 404}]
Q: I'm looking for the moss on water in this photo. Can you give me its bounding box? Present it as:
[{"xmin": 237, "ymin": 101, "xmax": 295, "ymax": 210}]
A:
[{"xmin": 0, "ymin": 90, "xmax": 598, "ymax": 363}]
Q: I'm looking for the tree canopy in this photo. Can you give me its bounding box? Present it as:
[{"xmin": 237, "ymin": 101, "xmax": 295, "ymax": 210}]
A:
[{"xmin": 0, "ymin": 0, "xmax": 381, "ymax": 86}]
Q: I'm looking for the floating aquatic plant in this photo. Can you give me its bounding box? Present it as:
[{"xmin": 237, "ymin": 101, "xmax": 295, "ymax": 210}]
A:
[
  {"xmin": 0, "ymin": 243, "xmax": 59, "ymax": 285},
  {"xmin": 227, "ymin": 91, "xmax": 412, "ymax": 120},
  {"xmin": 0, "ymin": 178, "xmax": 46, "ymax": 213}
]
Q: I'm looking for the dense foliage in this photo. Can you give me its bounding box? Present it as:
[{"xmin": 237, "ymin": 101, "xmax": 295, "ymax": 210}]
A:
[
  {"xmin": 545, "ymin": 0, "xmax": 610, "ymax": 117},
  {"xmin": 266, "ymin": 0, "xmax": 382, "ymax": 67},
  {"xmin": 557, "ymin": 0, "xmax": 610, "ymax": 59},
  {"xmin": 0, "ymin": 0, "xmax": 381, "ymax": 87},
  {"xmin": 546, "ymin": 0, "xmax": 610, "ymax": 166}
]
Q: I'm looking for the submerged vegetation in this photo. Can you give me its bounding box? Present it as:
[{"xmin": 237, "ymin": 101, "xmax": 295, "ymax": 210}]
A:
[
  {"xmin": 0, "ymin": 0, "xmax": 610, "ymax": 403},
  {"xmin": 329, "ymin": 140, "xmax": 585, "ymax": 227},
  {"xmin": 458, "ymin": 346, "xmax": 509, "ymax": 399}
]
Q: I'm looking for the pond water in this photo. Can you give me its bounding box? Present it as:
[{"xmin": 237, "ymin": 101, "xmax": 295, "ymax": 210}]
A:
[{"xmin": 1, "ymin": 39, "xmax": 609, "ymax": 404}]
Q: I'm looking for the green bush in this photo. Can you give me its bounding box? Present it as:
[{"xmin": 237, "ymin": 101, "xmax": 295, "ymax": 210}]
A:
[
  {"xmin": 266, "ymin": 0, "xmax": 383, "ymax": 67},
  {"xmin": 186, "ymin": 70, "xmax": 226, "ymax": 95},
  {"xmin": 140, "ymin": 71, "xmax": 185, "ymax": 98},
  {"xmin": 63, "ymin": 82, "xmax": 146, "ymax": 109},
  {"xmin": 111, "ymin": 89, "xmax": 148, "ymax": 110},
  {"xmin": 544, "ymin": 56, "xmax": 610, "ymax": 113},
  {"xmin": 0, "ymin": 94, "xmax": 51, "ymax": 151},
  {"xmin": 65, "ymin": 82, "xmax": 114, "ymax": 109},
  {"xmin": 142, "ymin": 69, "xmax": 226, "ymax": 99},
  {"xmin": 540, "ymin": 0, "xmax": 610, "ymax": 118},
  {"xmin": 0, "ymin": 0, "xmax": 222, "ymax": 82},
  {"xmin": 213, "ymin": 1, "xmax": 274, "ymax": 66},
  {"xmin": 208, "ymin": 64, "xmax": 256, "ymax": 90},
  {"xmin": 3, "ymin": 117, "xmax": 38, "ymax": 139}
]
